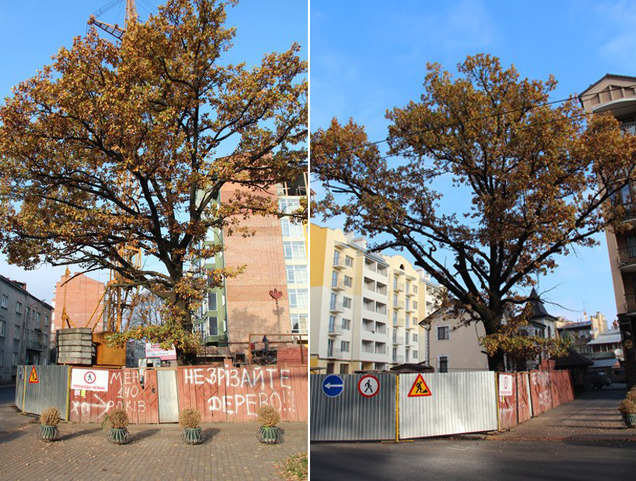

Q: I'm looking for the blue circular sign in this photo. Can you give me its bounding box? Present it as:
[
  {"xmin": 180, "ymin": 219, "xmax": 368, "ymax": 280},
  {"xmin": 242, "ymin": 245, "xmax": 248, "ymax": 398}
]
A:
[{"xmin": 322, "ymin": 374, "xmax": 344, "ymax": 397}]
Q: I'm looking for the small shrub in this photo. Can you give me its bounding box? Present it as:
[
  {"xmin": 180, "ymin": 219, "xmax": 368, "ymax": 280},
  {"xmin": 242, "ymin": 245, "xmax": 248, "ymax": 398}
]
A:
[
  {"xmin": 257, "ymin": 404, "xmax": 280, "ymax": 427},
  {"xmin": 276, "ymin": 452, "xmax": 308, "ymax": 481},
  {"xmin": 626, "ymin": 386, "xmax": 636, "ymax": 403},
  {"xmin": 179, "ymin": 408, "xmax": 202, "ymax": 429},
  {"xmin": 104, "ymin": 408, "xmax": 129, "ymax": 429},
  {"xmin": 40, "ymin": 407, "xmax": 61, "ymax": 426},
  {"xmin": 618, "ymin": 398, "xmax": 636, "ymax": 415}
]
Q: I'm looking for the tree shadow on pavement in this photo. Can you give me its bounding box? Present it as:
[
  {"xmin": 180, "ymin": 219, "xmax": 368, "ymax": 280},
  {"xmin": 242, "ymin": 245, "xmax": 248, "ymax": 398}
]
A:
[
  {"xmin": 128, "ymin": 428, "xmax": 161, "ymax": 443},
  {"xmin": 202, "ymin": 427, "xmax": 220, "ymax": 443},
  {"xmin": 57, "ymin": 427, "xmax": 102, "ymax": 441},
  {"xmin": 0, "ymin": 430, "xmax": 26, "ymax": 443}
]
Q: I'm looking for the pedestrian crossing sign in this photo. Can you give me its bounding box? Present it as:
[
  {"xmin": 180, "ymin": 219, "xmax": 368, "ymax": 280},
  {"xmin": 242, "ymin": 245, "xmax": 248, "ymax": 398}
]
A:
[
  {"xmin": 408, "ymin": 374, "xmax": 431, "ymax": 397},
  {"xmin": 29, "ymin": 366, "xmax": 39, "ymax": 384}
]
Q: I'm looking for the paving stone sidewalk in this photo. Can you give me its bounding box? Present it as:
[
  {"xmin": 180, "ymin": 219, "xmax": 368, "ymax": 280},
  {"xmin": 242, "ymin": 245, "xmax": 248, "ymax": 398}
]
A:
[
  {"xmin": 488, "ymin": 389, "xmax": 636, "ymax": 443},
  {"xmin": 0, "ymin": 418, "xmax": 307, "ymax": 481}
]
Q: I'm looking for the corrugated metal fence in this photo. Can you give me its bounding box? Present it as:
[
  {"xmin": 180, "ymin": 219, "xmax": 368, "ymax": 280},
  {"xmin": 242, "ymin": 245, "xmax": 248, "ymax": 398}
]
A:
[
  {"xmin": 310, "ymin": 373, "xmax": 396, "ymax": 441},
  {"xmin": 15, "ymin": 365, "xmax": 71, "ymax": 420},
  {"xmin": 311, "ymin": 369, "xmax": 575, "ymax": 441}
]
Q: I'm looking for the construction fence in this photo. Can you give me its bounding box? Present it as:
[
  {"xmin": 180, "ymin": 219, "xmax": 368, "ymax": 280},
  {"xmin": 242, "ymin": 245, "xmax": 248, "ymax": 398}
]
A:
[
  {"xmin": 16, "ymin": 362, "xmax": 308, "ymax": 424},
  {"xmin": 311, "ymin": 369, "xmax": 575, "ymax": 441}
]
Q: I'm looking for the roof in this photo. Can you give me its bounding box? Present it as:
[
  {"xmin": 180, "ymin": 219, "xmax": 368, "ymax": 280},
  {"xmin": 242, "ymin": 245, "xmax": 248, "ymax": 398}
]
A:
[
  {"xmin": 558, "ymin": 321, "xmax": 592, "ymax": 331},
  {"xmin": 588, "ymin": 330, "xmax": 621, "ymax": 346},
  {"xmin": 554, "ymin": 348, "xmax": 593, "ymax": 368},
  {"xmin": 591, "ymin": 358, "xmax": 620, "ymax": 369},
  {"xmin": 389, "ymin": 362, "xmax": 435, "ymax": 373},
  {"xmin": 527, "ymin": 288, "xmax": 557, "ymax": 322},
  {"xmin": 579, "ymin": 73, "xmax": 636, "ymax": 97}
]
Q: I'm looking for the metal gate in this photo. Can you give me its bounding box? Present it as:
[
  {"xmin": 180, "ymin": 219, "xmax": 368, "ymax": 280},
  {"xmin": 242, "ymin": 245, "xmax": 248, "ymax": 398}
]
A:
[
  {"xmin": 310, "ymin": 373, "xmax": 396, "ymax": 441},
  {"xmin": 398, "ymin": 371, "xmax": 498, "ymax": 439},
  {"xmin": 16, "ymin": 365, "xmax": 71, "ymax": 420},
  {"xmin": 157, "ymin": 369, "xmax": 179, "ymax": 423}
]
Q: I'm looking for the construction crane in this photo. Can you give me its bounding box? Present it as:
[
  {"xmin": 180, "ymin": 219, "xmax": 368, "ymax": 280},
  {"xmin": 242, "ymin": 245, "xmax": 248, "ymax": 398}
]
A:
[{"xmin": 88, "ymin": 0, "xmax": 138, "ymax": 40}]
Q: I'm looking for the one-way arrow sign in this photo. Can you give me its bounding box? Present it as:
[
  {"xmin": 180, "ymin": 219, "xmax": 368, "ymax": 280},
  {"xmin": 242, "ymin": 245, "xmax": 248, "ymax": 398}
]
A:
[{"xmin": 322, "ymin": 374, "xmax": 344, "ymax": 397}]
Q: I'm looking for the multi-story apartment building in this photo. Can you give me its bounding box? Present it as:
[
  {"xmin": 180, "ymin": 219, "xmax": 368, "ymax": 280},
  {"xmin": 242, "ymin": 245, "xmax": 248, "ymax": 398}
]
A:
[
  {"xmin": 310, "ymin": 225, "xmax": 441, "ymax": 374},
  {"xmin": 0, "ymin": 276, "xmax": 53, "ymax": 382},
  {"xmin": 195, "ymin": 174, "xmax": 308, "ymax": 351},
  {"xmin": 580, "ymin": 74, "xmax": 636, "ymax": 388}
]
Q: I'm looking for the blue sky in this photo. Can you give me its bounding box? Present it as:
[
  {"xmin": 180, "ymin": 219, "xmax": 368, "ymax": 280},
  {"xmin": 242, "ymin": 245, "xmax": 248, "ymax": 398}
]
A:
[
  {"xmin": 310, "ymin": 0, "xmax": 636, "ymax": 324},
  {"xmin": 0, "ymin": 0, "xmax": 307, "ymax": 304}
]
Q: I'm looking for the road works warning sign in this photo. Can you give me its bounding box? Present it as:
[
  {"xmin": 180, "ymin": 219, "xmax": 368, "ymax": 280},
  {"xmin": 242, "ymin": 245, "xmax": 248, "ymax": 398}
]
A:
[
  {"xmin": 407, "ymin": 373, "xmax": 432, "ymax": 397},
  {"xmin": 28, "ymin": 366, "xmax": 39, "ymax": 384}
]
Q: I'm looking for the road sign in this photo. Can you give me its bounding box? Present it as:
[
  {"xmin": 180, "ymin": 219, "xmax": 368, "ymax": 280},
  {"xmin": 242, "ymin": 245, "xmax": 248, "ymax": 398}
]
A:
[
  {"xmin": 322, "ymin": 374, "xmax": 344, "ymax": 397},
  {"xmin": 28, "ymin": 366, "xmax": 39, "ymax": 384},
  {"xmin": 407, "ymin": 373, "xmax": 432, "ymax": 397},
  {"xmin": 71, "ymin": 368, "xmax": 109, "ymax": 392},
  {"xmin": 358, "ymin": 375, "xmax": 380, "ymax": 397},
  {"xmin": 499, "ymin": 374, "xmax": 513, "ymax": 397}
]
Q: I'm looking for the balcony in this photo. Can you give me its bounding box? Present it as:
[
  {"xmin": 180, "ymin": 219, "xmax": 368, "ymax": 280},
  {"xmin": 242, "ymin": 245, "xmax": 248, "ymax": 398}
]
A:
[
  {"xmin": 331, "ymin": 280, "xmax": 346, "ymax": 291},
  {"xmin": 332, "ymin": 258, "xmax": 347, "ymax": 270},
  {"xmin": 394, "ymin": 282, "xmax": 405, "ymax": 292},
  {"xmin": 618, "ymin": 246, "xmax": 636, "ymax": 270},
  {"xmin": 625, "ymin": 293, "xmax": 636, "ymax": 314},
  {"xmin": 393, "ymin": 301, "xmax": 404, "ymax": 310},
  {"xmin": 329, "ymin": 303, "xmax": 344, "ymax": 313},
  {"xmin": 26, "ymin": 338, "xmax": 47, "ymax": 352},
  {"xmin": 392, "ymin": 355, "xmax": 405, "ymax": 364},
  {"xmin": 327, "ymin": 323, "xmax": 342, "ymax": 336},
  {"xmin": 392, "ymin": 333, "xmax": 404, "ymax": 345},
  {"xmin": 622, "ymin": 121, "xmax": 636, "ymax": 135}
]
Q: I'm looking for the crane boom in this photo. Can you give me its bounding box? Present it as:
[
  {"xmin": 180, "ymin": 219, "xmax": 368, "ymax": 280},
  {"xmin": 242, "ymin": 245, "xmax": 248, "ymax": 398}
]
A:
[{"xmin": 88, "ymin": 0, "xmax": 137, "ymax": 40}]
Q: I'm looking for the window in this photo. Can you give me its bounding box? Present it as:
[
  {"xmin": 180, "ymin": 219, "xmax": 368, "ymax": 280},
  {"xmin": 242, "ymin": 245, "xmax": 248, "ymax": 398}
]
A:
[
  {"xmin": 333, "ymin": 250, "xmax": 340, "ymax": 265},
  {"xmin": 405, "ymin": 331, "xmax": 409, "ymax": 344},
  {"xmin": 280, "ymin": 218, "xmax": 304, "ymax": 237},
  {"xmin": 279, "ymin": 197, "xmax": 301, "ymax": 214},
  {"xmin": 330, "ymin": 293, "xmax": 337, "ymax": 309},
  {"xmin": 327, "ymin": 339, "xmax": 334, "ymax": 357},
  {"xmin": 344, "ymin": 275, "xmax": 353, "ymax": 287},
  {"xmin": 406, "ymin": 298, "xmax": 410, "ymax": 310},
  {"xmin": 439, "ymin": 356, "xmax": 449, "ymax": 373},
  {"xmin": 406, "ymin": 313, "xmax": 410, "ymax": 325},
  {"xmin": 1, "ymin": 295, "xmax": 7, "ymax": 308},
  {"xmin": 339, "ymin": 364, "xmax": 349, "ymax": 374},
  {"xmin": 413, "ymin": 350, "xmax": 418, "ymax": 359},
  {"xmin": 413, "ymin": 333, "xmax": 418, "ymax": 342},
  {"xmin": 413, "ymin": 301, "xmax": 418, "ymax": 310},
  {"xmin": 290, "ymin": 314, "xmax": 308, "ymax": 333},
  {"xmin": 393, "ymin": 293, "xmax": 398, "ymax": 304},
  {"xmin": 438, "ymin": 326, "xmax": 450, "ymax": 340},
  {"xmin": 12, "ymin": 352, "xmax": 18, "ymax": 366},
  {"xmin": 340, "ymin": 341, "xmax": 350, "ymax": 352},
  {"xmin": 0, "ymin": 320, "xmax": 5, "ymax": 337},
  {"xmin": 283, "ymin": 241, "xmax": 305, "ymax": 260},
  {"xmin": 392, "ymin": 311, "xmax": 398, "ymax": 325},
  {"xmin": 342, "ymin": 297, "xmax": 352, "ymax": 309},
  {"xmin": 331, "ymin": 271, "xmax": 338, "ymax": 287},
  {"xmin": 288, "ymin": 289, "xmax": 308, "ymax": 309},
  {"xmin": 0, "ymin": 351, "xmax": 3, "ymax": 367},
  {"xmin": 286, "ymin": 265, "xmax": 308, "ymax": 285},
  {"xmin": 16, "ymin": 302, "xmax": 22, "ymax": 314},
  {"xmin": 345, "ymin": 255, "xmax": 353, "ymax": 267},
  {"xmin": 208, "ymin": 292, "xmax": 218, "ymax": 311},
  {"xmin": 328, "ymin": 316, "xmax": 336, "ymax": 333},
  {"xmin": 341, "ymin": 318, "xmax": 351, "ymax": 330},
  {"xmin": 326, "ymin": 362, "xmax": 335, "ymax": 374},
  {"xmin": 208, "ymin": 316, "xmax": 218, "ymax": 336},
  {"xmin": 14, "ymin": 326, "xmax": 20, "ymax": 339},
  {"xmin": 413, "ymin": 285, "xmax": 418, "ymax": 294}
]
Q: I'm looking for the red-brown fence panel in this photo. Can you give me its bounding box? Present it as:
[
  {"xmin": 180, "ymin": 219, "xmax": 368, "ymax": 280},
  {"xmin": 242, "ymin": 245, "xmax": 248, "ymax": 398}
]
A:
[
  {"xmin": 177, "ymin": 364, "xmax": 308, "ymax": 423},
  {"xmin": 529, "ymin": 370, "xmax": 552, "ymax": 416},
  {"xmin": 498, "ymin": 373, "xmax": 518, "ymax": 430},
  {"xmin": 549, "ymin": 371, "xmax": 562, "ymax": 409},
  {"xmin": 516, "ymin": 372, "xmax": 532, "ymax": 424},
  {"xmin": 69, "ymin": 367, "xmax": 159, "ymax": 424}
]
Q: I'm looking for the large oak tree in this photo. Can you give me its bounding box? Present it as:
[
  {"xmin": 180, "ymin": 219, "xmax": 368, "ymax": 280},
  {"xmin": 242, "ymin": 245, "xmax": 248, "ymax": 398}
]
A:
[
  {"xmin": 312, "ymin": 54, "xmax": 635, "ymax": 370},
  {"xmin": 0, "ymin": 0, "xmax": 307, "ymax": 352}
]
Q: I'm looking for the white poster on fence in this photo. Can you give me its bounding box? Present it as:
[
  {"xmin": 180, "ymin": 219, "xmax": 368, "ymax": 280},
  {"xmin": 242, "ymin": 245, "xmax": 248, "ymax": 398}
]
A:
[
  {"xmin": 499, "ymin": 373, "xmax": 513, "ymax": 397},
  {"xmin": 145, "ymin": 343, "xmax": 177, "ymax": 360},
  {"xmin": 70, "ymin": 369, "xmax": 109, "ymax": 392}
]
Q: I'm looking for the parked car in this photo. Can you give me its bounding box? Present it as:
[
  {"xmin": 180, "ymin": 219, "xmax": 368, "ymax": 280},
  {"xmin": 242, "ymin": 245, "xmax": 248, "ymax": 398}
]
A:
[{"xmin": 586, "ymin": 370, "xmax": 611, "ymax": 389}]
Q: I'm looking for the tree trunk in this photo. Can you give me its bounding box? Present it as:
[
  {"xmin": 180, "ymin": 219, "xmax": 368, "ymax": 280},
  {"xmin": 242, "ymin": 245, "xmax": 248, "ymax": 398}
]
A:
[{"xmin": 487, "ymin": 350, "xmax": 506, "ymax": 372}]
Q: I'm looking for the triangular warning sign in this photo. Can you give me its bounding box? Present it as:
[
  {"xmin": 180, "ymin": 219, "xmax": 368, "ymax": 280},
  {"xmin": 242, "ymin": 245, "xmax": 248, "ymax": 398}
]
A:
[
  {"xmin": 29, "ymin": 366, "xmax": 39, "ymax": 384},
  {"xmin": 408, "ymin": 373, "xmax": 431, "ymax": 397}
]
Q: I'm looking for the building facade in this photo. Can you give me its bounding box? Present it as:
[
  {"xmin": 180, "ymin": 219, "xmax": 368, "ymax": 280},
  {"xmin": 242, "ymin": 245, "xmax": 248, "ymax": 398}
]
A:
[
  {"xmin": 580, "ymin": 74, "xmax": 636, "ymax": 388},
  {"xmin": 52, "ymin": 272, "xmax": 106, "ymax": 334},
  {"xmin": 195, "ymin": 175, "xmax": 308, "ymax": 352},
  {"xmin": 0, "ymin": 276, "xmax": 53, "ymax": 382},
  {"xmin": 310, "ymin": 225, "xmax": 441, "ymax": 374}
]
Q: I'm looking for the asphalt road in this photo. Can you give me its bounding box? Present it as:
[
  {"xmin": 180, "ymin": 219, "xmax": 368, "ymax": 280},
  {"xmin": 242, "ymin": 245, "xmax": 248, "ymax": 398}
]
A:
[
  {"xmin": 0, "ymin": 385, "xmax": 34, "ymax": 436},
  {"xmin": 310, "ymin": 438, "xmax": 636, "ymax": 481}
]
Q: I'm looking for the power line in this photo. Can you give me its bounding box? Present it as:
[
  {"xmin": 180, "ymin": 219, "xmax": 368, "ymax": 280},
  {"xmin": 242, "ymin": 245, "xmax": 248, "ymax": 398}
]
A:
[{"xmin": 312, "ymin": 83, "xmax": 636, "ymax": 160}]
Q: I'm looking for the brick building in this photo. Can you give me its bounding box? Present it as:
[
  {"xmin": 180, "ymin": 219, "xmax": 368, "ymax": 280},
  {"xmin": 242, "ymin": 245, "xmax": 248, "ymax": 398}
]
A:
[{"xmin": 52, "ymin": 272, "xmax": 106, "ymax": 333}]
